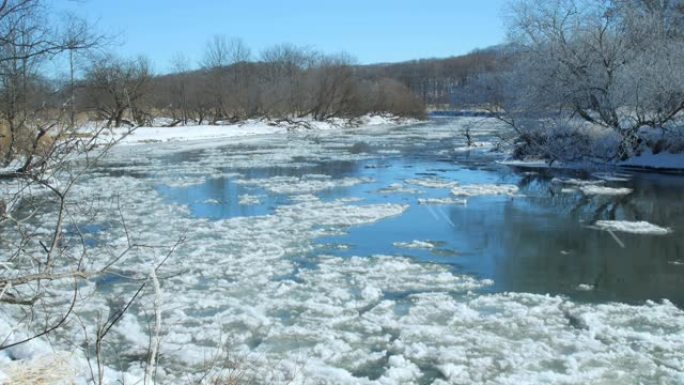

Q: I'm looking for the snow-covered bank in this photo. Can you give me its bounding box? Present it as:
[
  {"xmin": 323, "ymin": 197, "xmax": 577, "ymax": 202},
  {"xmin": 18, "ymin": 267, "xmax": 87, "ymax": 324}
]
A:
[
  {"xmin": 501, "ymin": 150, "xmax": 684, "ymax": 174},
  {"xmin": 619, "ymin": 150, "xmax": 684, "ymax": 172},
  {"xmin": 92, "ymin": 114, "xmax": 421, "ymax": 146}
]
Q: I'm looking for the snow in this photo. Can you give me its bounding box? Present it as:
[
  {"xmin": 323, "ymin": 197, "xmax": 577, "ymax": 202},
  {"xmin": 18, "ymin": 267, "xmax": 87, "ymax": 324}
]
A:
[
  {"xmin": 90, "ymin": 114, "xmax": 419, "ymax": 147},
  {"xmin": 593, "ymin": 220, "xmax": 673, "ymax": 235},
  {"xmin": 620, "ymin": 150, "xmax": 684, "ymax": 170},
  {"xmin": 501, "ymin": 152, "xmax": 684, "ymax": 173},
  {"xmin": 579, "ymin": 185, "xmax": 633, "ymax": 196},
  {"xmin": 453, "ymin": 141, "xmax": 496, "ymax": 153},
  {"xmin": 499, "ymin": 159, "xmax": 557, "ymax": 168},
  {"xmin": 451, "ymin": 184, "xmax": 519, "ymax": 197}
]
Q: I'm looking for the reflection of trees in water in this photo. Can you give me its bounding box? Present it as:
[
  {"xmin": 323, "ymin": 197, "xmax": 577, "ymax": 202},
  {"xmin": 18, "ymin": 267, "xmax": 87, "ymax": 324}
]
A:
[
  {"xmin": 515, "ymin": 171, "xmax": 684, "ymax": 225},
  {"xmin": 487, "ymin": 171, "xmax": 684, "ymax": 306}
]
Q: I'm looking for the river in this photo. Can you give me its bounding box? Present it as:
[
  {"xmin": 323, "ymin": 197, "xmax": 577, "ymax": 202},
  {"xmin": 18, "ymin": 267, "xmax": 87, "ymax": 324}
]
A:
[{"xmin": 63, "ymin": 116, "xmax": 684, "ymax": 384}]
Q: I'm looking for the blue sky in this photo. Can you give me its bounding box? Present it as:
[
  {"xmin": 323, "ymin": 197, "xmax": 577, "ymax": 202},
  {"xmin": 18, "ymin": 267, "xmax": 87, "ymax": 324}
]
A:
[{"xmin": 53, "ymin": 0, "xmax": 508, "ymax": 72}]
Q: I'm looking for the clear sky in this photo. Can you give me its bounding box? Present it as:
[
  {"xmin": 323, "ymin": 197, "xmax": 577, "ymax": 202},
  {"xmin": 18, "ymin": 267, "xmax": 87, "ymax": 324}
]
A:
[{"xmin": 52, "ymin": 0, "xmax": 508, "ymax": 72}]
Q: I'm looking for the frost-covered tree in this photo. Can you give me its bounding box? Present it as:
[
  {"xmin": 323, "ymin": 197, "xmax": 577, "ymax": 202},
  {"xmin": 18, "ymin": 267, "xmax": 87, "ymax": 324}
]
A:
[{"xmin": 492, "ymin": 0, "xmax": 684, "ymax": 160}]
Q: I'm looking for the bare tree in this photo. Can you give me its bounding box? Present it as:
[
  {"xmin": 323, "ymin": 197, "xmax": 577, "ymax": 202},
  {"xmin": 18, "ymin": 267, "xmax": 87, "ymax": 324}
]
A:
[
  {"xmin": 164, "ymin": 52, "xmax": 192, "ymax": 125},
  {"xmin": 0, "ymin": 6, "xmax": 174, "ymax": 384},
  {"xmin": 201, "ymin": 36, "xmax": 252, "ymax": 123},
  {"xmin": 259, "ymin": 44, "xmax": 318, "ymax": 118},
  {"xmin": 85, "ymin": 54, "xmax": 152, "ymax": 127},
  {"xmin": 305, "ymin": 53, "xmax": 358, "ymax": 120},
  {"xmin": 0, "ymin": 0, "xmax": 99, "ymax": 168}
]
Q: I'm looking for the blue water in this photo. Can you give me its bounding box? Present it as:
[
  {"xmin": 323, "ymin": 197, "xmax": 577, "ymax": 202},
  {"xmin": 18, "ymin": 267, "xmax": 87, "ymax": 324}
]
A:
[{"xmin": 152, "ymin": 119, "xmax": 684, "ymax": 307}]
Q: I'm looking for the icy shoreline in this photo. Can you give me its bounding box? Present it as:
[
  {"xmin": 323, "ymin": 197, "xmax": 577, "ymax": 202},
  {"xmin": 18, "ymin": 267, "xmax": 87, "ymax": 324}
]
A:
[
  {"xmin": 500, "ymin": 151, "xmax": 684, "ymax": 174},
  {"xmin": 92, "ymin": 114, "xmax": 423, "ymax": 148}
]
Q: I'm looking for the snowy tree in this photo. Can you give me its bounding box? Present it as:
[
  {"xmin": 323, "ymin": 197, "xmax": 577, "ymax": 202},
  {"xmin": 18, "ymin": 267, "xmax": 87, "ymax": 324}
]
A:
[{"xmin": 492, "ymin": 0, "xmax": 684, "ymax": 160}]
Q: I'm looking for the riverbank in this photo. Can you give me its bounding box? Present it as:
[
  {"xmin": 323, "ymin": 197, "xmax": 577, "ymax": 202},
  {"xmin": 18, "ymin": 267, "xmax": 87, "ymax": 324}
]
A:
[{"xmin": 91, "ymin": 114, "xmax": 422, "ymax": 147}]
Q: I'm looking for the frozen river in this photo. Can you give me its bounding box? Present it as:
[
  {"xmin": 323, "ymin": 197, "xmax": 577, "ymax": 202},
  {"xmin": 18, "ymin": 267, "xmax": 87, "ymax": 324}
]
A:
[
  {"xmin": 153, "ymin": 118, "xmax": 684, "ymax": 307},
  {"xmin": 28, "ymin": 117, "xmax": 684, "ymax": 384}
]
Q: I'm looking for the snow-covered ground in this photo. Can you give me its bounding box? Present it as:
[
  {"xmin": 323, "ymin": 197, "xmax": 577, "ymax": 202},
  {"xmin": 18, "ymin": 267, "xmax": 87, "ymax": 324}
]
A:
[
  {"xmin": 502, "ymin": 153, "xmax": 684, "ymax": 172},
  {"xmin": 89, "ymin": 114, "xmax": 421, "ymax": 147},
  {"xmin": 2, "ymin": 117, "xmax": 683, "ymax": 385}
]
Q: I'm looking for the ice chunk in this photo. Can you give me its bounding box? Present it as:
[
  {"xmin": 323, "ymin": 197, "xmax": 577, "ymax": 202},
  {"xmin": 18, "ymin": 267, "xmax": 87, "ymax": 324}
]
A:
[
  {"xmin": 201, "ymin": 198, "xmax": 222, "ymax": 205},
  {"xmin": 417, "ymin": 197, "xmax": 467, "ymax": 205},
  {"xmin": 594, "ymin": 220, "xmax": 672, "ymax": 235},
  {"xmin": 238, "ymin": 194, "xmax": 261, "ymax": 205},
  {"xmin": 393, "ymin": 240, "xmax": 436, "ymax": 249},
  {"xmin": 552, "ymin": 177, "xmax": 604, "ymax": 186},
  {"xmin": 405, "ymin": 177, "xmax": 458, "ymax": 189},
  {"xmin": 580, "ymin": 185, "xmax": 633, "ymax": 196},
  {"xmin": 451, "ymin": 184, "xmax": 519, "ymax": 197},
  {"xmin": 378, "ymin": 183, "xmax": 421, "ymax": 195}
]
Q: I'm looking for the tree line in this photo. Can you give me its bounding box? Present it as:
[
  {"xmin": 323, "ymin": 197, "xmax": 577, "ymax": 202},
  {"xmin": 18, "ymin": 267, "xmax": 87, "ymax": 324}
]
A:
[
  {"xmin": 79, "ymin": 41, "xmax": 503, "ymax": 129},
  {"xmin": 80, "ymin": 39, "xmax": 427, "ymax": 128},
  {"xmin": 357, "ymin": 48, "xmax": 502, "ymax": 107}
]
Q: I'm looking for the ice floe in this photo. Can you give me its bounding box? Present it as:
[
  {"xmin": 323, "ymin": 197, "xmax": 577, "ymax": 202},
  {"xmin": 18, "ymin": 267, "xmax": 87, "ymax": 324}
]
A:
[
  {"xmin": 576, "ymin": 283, "xmax": 595, "ymax": 291},
  {"xmin": 378, "ymin": 183, "xmax": 422, "ymax": 195},
  {"xmin": 451, "ymin": 184, "xmax": 519, "ymax": 197},
  {"xmin": 393, "ymin": 240, "xmax": 436, "ymax": 250},
  {"xmin": 551, "ymin": 177, "xmax": 605, "ymax": 186},
  {"xmin": 417, "ymin": 197, "xmax": 467, "ymax": 205},
  {"xmin": 238, "ymin": 194, "xmax": 261, "ymax": 205},
  {"xmin": 579, "ymin": 185, "xmax": 633, "ymax": 196},
  {"xmin": 593, "ymin": 220, "xmax": 672, "ymax": 235},
  {"xmin": 405, "ymin": 178, "xmax": 458, "ymax": 189}
]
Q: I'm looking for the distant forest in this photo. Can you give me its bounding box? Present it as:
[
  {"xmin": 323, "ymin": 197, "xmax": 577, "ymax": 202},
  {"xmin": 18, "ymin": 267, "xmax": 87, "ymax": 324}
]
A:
[
  {"xmin": 74, "ymin": 44, "xmax": 504, "ymax": 128},
  {"xmin": 356, "ymin": 47, "xmax": 503, "ymax": 108}
]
